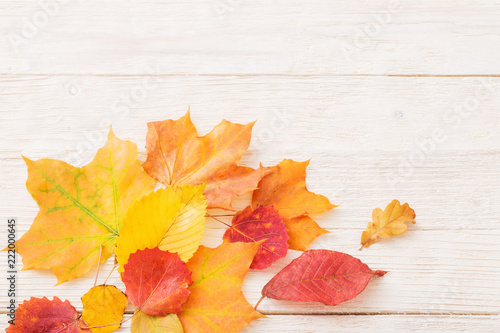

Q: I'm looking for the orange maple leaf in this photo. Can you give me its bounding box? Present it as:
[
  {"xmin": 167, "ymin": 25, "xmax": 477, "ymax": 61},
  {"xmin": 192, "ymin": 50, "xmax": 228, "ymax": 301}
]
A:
[
  {"xmin": 178, "ymin": 242, "xmax": 265, "ymax": 333},
  {"xmin": 252, "ymin": 159, "xmax": 337, "ymax": 251},
  {"xmin": 14, "ymin": 130, "xmax": 155, "ymax": 284},
  {"xmin": 142, "ymin": 110, "xmax": 272, "ymax": 210}
]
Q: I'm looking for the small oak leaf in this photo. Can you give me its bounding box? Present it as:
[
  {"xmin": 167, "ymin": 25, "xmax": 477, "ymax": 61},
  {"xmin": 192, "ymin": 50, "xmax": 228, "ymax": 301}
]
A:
[{"xmin": 360, "ymin": 199, "xmax": 416, "ymax": 249}]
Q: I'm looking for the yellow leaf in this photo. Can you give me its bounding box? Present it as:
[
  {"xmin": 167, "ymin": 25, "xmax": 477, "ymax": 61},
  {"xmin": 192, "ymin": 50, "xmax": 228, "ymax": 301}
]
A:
[
  {"xmin": 81, "ymin": 285, "xmax": 128, "ymax": 333},
  {"xmin": 179, "ymin": 242, "xmax": 265, "ymax": 333},
  {"xmin": 131, "ymin": 310, "xmax": 183, "ymax": 333},
  {"xmin": 14, "ymin": 129, "xmax": 155, "ymax": 284},
  {"xmin": 360, "ymin": 199, "xmax": 416, "ymax": 249},
  {"xmin": 115, "ymin": 185, "xmax": 207, "ymax": 273}
]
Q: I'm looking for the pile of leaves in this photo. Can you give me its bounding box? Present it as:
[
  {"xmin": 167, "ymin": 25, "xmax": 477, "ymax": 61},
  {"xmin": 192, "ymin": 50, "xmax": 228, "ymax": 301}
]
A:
[{"xmin": 6, "ymin": 111, "xmax": 416, "ymax": 332}]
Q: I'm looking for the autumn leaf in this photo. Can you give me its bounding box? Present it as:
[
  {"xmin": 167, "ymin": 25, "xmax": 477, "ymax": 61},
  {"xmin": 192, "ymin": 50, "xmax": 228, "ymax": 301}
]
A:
[
  {"xmin": 131, "ymin": 310, "xmax": 184, "ymax": 333},
  {"xmin": 122, "ymin": 247, "xmax": 192, "ymax": 316},
  {"xmin": 257, "ymin": 250, "xmax": 387, "ymax": 308},
  {"xmin": 222, "ymin": 205, "xmax": 289, "ymax": 269},
  {"xmin": 252, "ymin": 159, "xmax": 336, "ymax": 250},
  {"xmin": 81, "ymin": 285, "xmax": 129, "ymax": 333},
  {"xmin": 360, "ymin": 199, "xmax": 416, "ymax": 249},
  {"xmin": 6, "ymin": 296, "xmax": 88, "ymax": 332},
  {"xmin": 179, "ymin": 242, "xmax": 265, "ymax": 333},
  {"xmin": 284, "ymin": 215, "xmax": 329, "ymax": 251},
  {"xmin": 115, "ymin": 185, "xmax": 206, "ymax": 273},
  {"xmin": 142, "ymin": 110, "xmax": 272, "ymax": 210},
  {"xmin": 14, "ymin": 129, "xmax": 155, "ymax": 284}
]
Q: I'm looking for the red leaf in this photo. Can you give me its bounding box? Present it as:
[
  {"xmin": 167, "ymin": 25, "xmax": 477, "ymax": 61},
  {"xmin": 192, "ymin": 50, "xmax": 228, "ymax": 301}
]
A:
[
  {"xmin": 122, "ymin": 247, "xmax": 192, "ymax": 316},
  {"xmin": 260, "ymin": 250, "xmax": 387, "ymax": 306},
  {"xmin": 6, "ymin": 296, "xmax": 88, "ymax": 333},
  {"xmin": 223, "ymin": 205, "xmax": 289, "ymax": 270}
]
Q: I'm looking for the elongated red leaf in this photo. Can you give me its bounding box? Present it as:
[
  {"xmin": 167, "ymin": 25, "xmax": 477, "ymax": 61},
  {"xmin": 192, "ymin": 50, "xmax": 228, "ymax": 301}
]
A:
[
  {"xmin": 122, "ymin": 247, "xmax": 192, "ymax": 316},
  {"xmin": 223, "ymin": 205, "xmax": 289, "ymax": 269},
  {"xmin": 260, "ymin": 250, "xmax": 387, "ymax": 307},
  {"xmin": 6, "ymin": 296, "xmax": 88, "ymax": 332}
]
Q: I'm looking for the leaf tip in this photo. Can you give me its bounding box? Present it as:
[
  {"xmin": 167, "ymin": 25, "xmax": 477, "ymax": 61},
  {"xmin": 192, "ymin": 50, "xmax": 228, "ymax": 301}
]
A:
[
  {"xmin": 374, "ymin": 270, "xmax": 388, "ymax": 277},
  {"xmin": 107, "ymin": 126, "xmax": 116, "ymax": 139},
  {"xmin": 21, "ymin": 154, "xmax": 33, "ymax": 164}
]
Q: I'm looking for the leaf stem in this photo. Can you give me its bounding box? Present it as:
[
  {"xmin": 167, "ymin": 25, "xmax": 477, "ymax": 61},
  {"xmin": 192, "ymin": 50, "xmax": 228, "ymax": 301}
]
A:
[
  {"xmin": 103, "ymin": 263, "xmax": 117, "ymax": 285},
  {"xmin": 206, "ymin": 213, "xmax": 232, "ymax": 228},
  {"xmin": 205, "ymin": 213, "xmax": 236, "ymax": 217},
  {"xmin": 80, "ymin": 310, "xmax": 136, "ymax": 330},
  {"xmin": 254, "ymin": 296, "xmax": 265, "ymax": 311},
  {"xmin": 94, "ymin": 245, "xmax": 103, "ymax": 287}
]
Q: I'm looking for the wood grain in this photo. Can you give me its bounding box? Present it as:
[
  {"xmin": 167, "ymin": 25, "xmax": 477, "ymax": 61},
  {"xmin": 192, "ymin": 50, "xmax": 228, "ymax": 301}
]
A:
[
  {"xmin": 2, "ymin": 1, "xmax": 500, "ymax": 75},
  {"xmin": 120, "ymin": 314, "xmax": 500, "ymax": 332},
  {"xmin": 1, "ymin": 1, "xmax": 499, "ymax": 331}
]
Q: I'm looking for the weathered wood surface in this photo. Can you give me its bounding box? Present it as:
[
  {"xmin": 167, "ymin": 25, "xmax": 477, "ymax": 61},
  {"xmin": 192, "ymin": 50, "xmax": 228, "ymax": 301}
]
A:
[{"xmin": 1, "ymin": 1, "xmax": 499, "ymax": 331}]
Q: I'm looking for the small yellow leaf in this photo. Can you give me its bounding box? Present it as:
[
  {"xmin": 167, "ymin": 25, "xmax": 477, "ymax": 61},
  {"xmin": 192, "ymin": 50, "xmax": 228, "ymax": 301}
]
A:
[
  {"xmin": 115, "ymin": 185, "xmax": 207, "ymax": 273},
  {"xmin": 360, "ymin": 199, "xmax": 416, "ymax": 249},
  {"xmin": 81, "ymin": 285, "xmax": 129, "ymax": 333},
  {"xmin": 131, "ymin": 310, "xmax": 183, "ymax": 333}
]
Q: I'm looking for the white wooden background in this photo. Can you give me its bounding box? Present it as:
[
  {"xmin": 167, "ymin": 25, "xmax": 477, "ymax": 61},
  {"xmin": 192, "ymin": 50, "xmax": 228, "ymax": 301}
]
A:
[{"xmin": 1, "ymin": 1, "xmax": 500, "ymax": 332}]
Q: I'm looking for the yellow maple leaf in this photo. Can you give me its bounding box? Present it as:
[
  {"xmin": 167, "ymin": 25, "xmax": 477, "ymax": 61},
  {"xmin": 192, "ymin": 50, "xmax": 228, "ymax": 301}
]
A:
[
  {"xmin": 81, "ymin": 285, "xmax": 129, "ymax": 333},
  {"xmin": 360, "ymin": 199, "xmax": 416, "ymax": 249},
  {"xmin": 131, "ymin": 310, "xmax": 184, "ymax": 333},
  {"xmin": 14, "ymin": 129, "xmax": 155, "ymax": 284},
  {"xmin": 115, "ymin": 185, "xmax": 207, "ymax": 273},
  {"xmin": 179, "ymin": 242, "xmax": 265, "ymax": 333}
]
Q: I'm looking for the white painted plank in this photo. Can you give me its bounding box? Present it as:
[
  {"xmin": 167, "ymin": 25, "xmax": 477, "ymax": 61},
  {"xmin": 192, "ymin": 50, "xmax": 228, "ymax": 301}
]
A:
[
  {"xmin": 3, "ymin": 314, "xmax": 498, "ymax": 332},
  {"xmin": 4, "ymin": 150, "xmax": 500, "ymax": 231},
  {"xmin": 1, "ymin": 75, "xmax": 498, "ymax": 156},
  {"xmin": 2, "ymin": 1, "xmax": 500, "ymax": 75},
  {"xmin": 1, "ymin": 75, "xmax": 499, "ymax": 230},
  {"xmin": 124, "ymin": 314, "xmax": 499, "ymax": 333},
  {"xmin": 1, "ymin": 228, "xmax": 499, "ymax": 315},
  {"xmin": 1, "ymin": 76, "xmax": 499, "ymax": 327}
]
